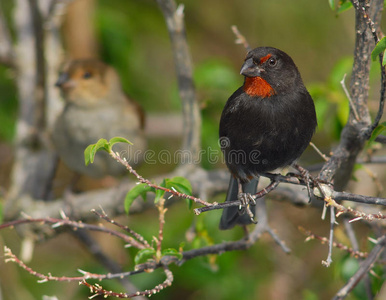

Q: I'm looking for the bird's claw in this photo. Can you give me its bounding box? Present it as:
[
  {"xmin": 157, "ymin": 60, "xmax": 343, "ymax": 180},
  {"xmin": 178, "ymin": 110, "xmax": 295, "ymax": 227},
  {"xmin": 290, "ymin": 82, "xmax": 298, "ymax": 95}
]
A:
[
  {"xmin": 238, "ymin": 193, "xmax": 256, "ymax": 208},
  {"xmin": 237, "ymin": 193, "xmax": 257, "ymax": 223},
  {"xmin": 288, "ymin": 165, "xmax": 333, "ymax": 203}
]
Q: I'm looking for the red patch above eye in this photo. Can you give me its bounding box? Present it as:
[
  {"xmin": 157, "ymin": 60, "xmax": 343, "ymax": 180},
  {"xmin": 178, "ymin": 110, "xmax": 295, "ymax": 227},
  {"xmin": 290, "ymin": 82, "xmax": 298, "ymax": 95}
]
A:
[
  {"xmin": 260, "ymin": 54, "xmax": 272, "ymax": 64},
  {"xmin": 243, "ymin": 77, "xmax": 275, "ymax": 98}
]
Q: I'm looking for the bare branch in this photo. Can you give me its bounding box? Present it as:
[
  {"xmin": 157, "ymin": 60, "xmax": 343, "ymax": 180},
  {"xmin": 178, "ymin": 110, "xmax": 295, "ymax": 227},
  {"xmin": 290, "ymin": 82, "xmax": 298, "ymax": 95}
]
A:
[
  {"xmin": 231, "ymin": 25, "xmax": 251, "ymax": 52},
  {"xmin": 332, "ymin": 190, "xmax": 386, "ymax": 206},
  {"xmin": 299, "ymin": 227, "xmax": 368, "ymax": 259},
  {"xmin": 332, "ymin": 235, "xmax": 386, "ymax": 300},
  {"xmin": 0, "ymin": 216, "xmax": 148, "ymax": 249},
  {"xmin": 156, "ymin": 0, "xmax": 201, "ymax": 167},
  {"xmin": 110, "ymin": 150, "xmax": 213, "ymax": 207},
  {"xmin": 309, "ymin": 142, "xmax": 329, "ymax": 162},
  {"xmin": 80, "ymin": 267, "xmax": 173, "ymax": 299},
  {"xmin": 92, "ymin": 208, "xmax": 150, "ymax": 248},
  {"xmin": 340, "ymin": 73, "xmax": 360, "ymax": 121}
]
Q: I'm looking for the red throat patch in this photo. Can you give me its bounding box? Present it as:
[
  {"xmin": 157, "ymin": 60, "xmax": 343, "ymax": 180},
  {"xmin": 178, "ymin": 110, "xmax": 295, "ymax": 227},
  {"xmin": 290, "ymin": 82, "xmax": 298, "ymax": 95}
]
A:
[{"xmin": 243, "ymin": 77, "xmax": 275, "ymax": 98}]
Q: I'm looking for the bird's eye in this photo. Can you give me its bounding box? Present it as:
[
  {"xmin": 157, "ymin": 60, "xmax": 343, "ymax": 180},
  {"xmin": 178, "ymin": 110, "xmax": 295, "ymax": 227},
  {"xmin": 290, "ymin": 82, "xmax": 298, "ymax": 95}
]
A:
[
  {"xmin": 83, "ymin": 71, "xmax": 92, "ymax": 79},
  {"xmin": 268, "ymin": 58, "xmax": 277, "ymax": 66}
]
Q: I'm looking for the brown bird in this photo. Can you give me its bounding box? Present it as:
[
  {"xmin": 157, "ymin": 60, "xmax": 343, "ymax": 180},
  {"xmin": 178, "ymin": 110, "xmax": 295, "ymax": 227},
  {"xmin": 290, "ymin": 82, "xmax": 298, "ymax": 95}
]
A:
[{"xmin": 53, "ymin": 59, "xmax": 146, "ymax": 178}]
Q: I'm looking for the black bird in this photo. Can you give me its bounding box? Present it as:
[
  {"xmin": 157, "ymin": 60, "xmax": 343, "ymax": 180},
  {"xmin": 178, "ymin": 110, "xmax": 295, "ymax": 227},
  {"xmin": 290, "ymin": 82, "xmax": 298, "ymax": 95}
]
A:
[{"xmin": 219, "ymin": 47, "xmax": 317, "ymax": 229}]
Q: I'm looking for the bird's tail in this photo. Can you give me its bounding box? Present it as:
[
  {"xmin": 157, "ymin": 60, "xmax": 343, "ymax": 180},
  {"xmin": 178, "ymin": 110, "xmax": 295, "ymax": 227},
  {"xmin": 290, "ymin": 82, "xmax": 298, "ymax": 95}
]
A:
[{"xmin": 219, "ymin": 176, "xmax": 259, "ymax": 230}]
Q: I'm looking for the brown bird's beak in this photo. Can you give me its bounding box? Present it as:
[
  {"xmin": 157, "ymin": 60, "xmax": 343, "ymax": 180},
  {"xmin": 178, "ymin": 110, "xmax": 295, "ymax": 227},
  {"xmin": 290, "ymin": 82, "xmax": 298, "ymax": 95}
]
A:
[
  {"xmin": 240, "ymin": 58, "xmax": 263, "ymax": 77},
  {"xmin": 55, "ymin": 73, "xmax": 69, "ymax": 87},
  {"xmin": 55, "ymin": 73, "xmax": 76, "ymax": 90}
]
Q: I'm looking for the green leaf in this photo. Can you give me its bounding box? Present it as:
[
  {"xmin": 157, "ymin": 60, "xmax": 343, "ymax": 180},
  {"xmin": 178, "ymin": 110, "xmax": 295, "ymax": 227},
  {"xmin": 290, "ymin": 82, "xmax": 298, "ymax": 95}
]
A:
[
  {"xmin": 124, "ymin": 183, "xmax": 155, "ymax": 214},
  {"xmin": 328, "ymin": 0, "xmax": 335, "ymax": 10},
  {"xmin": 84, "ymin": 138, "xmax": 110, "ymax": 166},
  {"xmin": 163, "ymin": 177, "xmax": 193, "ymax": 208},
  {"xmin": 166, "ymin": 176, "xmax": 193, "ymax": 196},
  {"xmin": 337, "ymin": 1, "xmax": 353, "ymax": 14},
  {"xmin": 109, "ymin": 137, "xmax": 133, "ymax": 149},
  {"xmin": 372, "ymin": 37, "xmax": 386, "ymax": 62},
  {"xmin": 161, "ymin": 248, "xmax": 183, "ymax": 260},
  {"xmin": 155, "ymin": 179, "xmax": 166, "ymax": 203},
  {"xmin": 134, "ymin": 248, "xmax": 156, "ymax": 265},
  {"xmin": 368, "ymin": 122, "xmax": 386, "ymax": 146},
  {"xmin": 336, "ymin": 99, "xmax": 349, "ymax": 126},
  {"xmin": 95, "ymin": 138, "xmax": 110, "ymax": 152},
  {"xmin": 84, "ymin": 144, "xmax": 96, "ymax": 166}
]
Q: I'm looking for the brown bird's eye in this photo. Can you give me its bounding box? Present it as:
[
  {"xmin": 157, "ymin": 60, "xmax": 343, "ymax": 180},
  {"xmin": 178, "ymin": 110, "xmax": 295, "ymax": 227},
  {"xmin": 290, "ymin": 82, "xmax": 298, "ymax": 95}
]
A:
[
  {"xmin": 83, "ymin": 71, "xmax": 92, "ymax": 79},
  {"xmin": 269, "ymin": 58, "xmax": 277, "ymax": 66}
]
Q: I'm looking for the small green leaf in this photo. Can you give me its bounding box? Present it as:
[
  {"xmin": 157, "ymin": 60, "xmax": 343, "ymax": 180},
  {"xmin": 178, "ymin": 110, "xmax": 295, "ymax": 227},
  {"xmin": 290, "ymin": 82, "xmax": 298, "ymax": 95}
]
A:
[
  {"xmin": 186, "ymin": 199, "xmax": 193, "ymax": 210},
  {"xmin": 95, "ymin": 138, "xmax": 110, "ymax": 152},
  {"xmin": 161, "ymin": 248, "xmax": 183, "ymax": 260},
  {"xmin": 166, "ymin": 176, "xmax": 193, "ymax": 196},
  {"xmin": 367, "ymin": 122, "xmax": 386, "ymax": 147},
  {"xmin": 383, "ymin": 50, "xmax": 386, "ymax": 66},
  {"xmin": 84, "ymin": 144, "xmax": 96, "ymax": 166},
  {"xmin": 134, "ymin": 248, "xmax": 156, "ymax": 265},
  {"xmin": 163, "ymin": 177, "xmax": 193, "ymax": 208},
  {"xmin": 337, "ymin": 1, "xmax": 353, "ymax": 14},
  {"xmin": 109, "ymin": 137, "xmax": 133, "ymax": 148},
  {"xmin": 336, "ymin": 100, "xmax": 349, "ymax": 126},
  {"xmin": 84, "ymin": 138, "xmax": 111, "ymax": 165},
  {"xmin": 124, "ymin": 183, "xmax": 155, "ymax": 214},
  {"xmin": 328, "ymin": 0, "xmax": 335, "ymax": 10},
  {"xmin": 372, "ymin": 37, "xmax": 386, "ymax": 62},
  {"xmin": 154, "ymin": 190, "xmax": 165, "ymax": 203}
]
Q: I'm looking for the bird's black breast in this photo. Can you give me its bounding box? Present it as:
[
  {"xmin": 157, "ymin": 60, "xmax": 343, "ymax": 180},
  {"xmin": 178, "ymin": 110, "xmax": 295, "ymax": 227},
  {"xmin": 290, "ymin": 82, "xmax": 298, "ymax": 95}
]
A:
[{"xmin": 219, "ymin": 87, "xmax": 316, "ymax": 182}]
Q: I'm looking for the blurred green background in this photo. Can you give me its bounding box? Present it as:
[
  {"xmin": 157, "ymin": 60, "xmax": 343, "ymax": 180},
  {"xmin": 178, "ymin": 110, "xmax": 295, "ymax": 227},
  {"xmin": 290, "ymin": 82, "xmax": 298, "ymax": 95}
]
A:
[{"xmin": 0, "ymin": 0, "xmax": 385, "ymax": 299}]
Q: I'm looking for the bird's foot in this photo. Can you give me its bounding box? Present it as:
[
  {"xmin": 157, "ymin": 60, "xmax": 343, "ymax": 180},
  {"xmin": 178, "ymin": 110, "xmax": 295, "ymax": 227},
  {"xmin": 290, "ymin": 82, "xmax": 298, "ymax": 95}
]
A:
[
  {"xmin": 290, "ymin": 164, "xmax": 333, "ymax": 202},
  {"xmin": 237, "ymin": 193, "xmax": 257, "ymax": 224}
]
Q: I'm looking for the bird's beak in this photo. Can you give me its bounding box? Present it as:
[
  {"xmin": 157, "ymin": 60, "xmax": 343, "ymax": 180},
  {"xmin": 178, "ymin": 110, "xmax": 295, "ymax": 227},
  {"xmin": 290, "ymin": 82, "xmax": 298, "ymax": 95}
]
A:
[
  {"xmin": 240, "ymin": 58, "xmax": 263, "ymax": 77},
  {"xmin": 55, "ymin": 73, "xmax": 69, "ymax": 87},
  {"xmin": 55, "ymin": 73, "xmax": 76, "ymax": 90}
]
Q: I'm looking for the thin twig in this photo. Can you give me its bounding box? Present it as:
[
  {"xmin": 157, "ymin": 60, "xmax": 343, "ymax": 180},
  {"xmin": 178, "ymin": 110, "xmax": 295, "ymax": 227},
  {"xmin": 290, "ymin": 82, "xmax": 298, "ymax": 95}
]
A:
[
  {"xmin": 309, "ymin": 142, "xmax": 329, "ymax": 162},
  {"xmin": 0, "ymin": 216, "xmax": 148, "ymax": 249},
  {"xmin": 341, "ymin": 73, "xmax": 360, "ymax": 121},
  {"xmin": 156, "ymin": 198, "xmax": 167, "ymax": 260},
  {"xmin": 331, "ymin": 190, "xmax": 386, "ymax": 206},
  {"xmin": 81, "ymin": 267, "xmax": 173, "ymax": 299},
  {"xmin": 231, "ymin": 25, "xmax": 251, "ymax": 52},
  {"xmin": 299, "ymin": 227, "xmax": 368, "ymax": 259},
  {"xmin": 324, "ymin": 196, "xmax": 386, "ymax": 221},
  {"xmin": 322, "ymin": 206, "xmax": 335, "ymax": 267},
  {"xmin": 332, "ymin": 235, "xmax": 386, "ymax": 300},
  {"xmin": 361, "ymin": 165, "xmax": 384, "ymax": 196},
  {"xmin": 111, "ymin": 151, "xmax": 213, "ymax": 207},
  {"xmin": 92, "ymin": 208, "xmax": 150, "ymax": 248}
]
